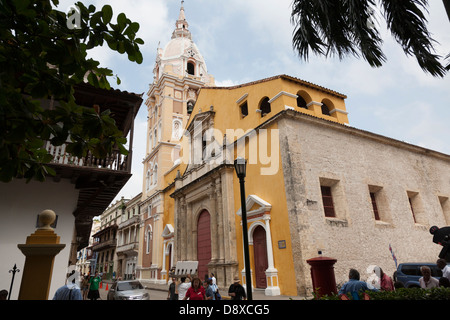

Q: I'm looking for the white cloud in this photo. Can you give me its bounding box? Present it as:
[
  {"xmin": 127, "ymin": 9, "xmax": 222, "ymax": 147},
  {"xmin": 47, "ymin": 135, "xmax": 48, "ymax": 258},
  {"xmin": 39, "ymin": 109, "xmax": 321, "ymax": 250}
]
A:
[{"xmin": 214, "ymin": 79, "xmax": 239, "ymax": 87}]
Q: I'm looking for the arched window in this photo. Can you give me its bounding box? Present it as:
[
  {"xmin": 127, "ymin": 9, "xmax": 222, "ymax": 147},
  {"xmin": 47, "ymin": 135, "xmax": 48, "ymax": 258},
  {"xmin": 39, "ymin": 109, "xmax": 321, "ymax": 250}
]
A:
[
  {"xmin": 321, "ymin": 99, "xmax": 333, "ymax": 116},
  {"xmin": 259, "ymin": 97, "xmax": 271, "ymax": 116},
  {"xmin": 187, "ymin": 100, "xmax": 195, "ymax": 114},
  {"xmin": 153, "ymin": 164, "xmax": 158, "ymax": 185},
  {"xmin": 296, "ymin": 91, "xmax": 311, "ymax": 110},
  {"xmin": 297, "ymin": 96, "xmax": 307, "ymax": 109},
  {"xmin": 187, "ymin": 62, "xmax": 195, "ymax": 75},
  {"xmin": 146, "ymin": 225, "xmax": 153, "ymax": 254},
  {"xmin": 321, "ymin": 104, "xmax": 330, "ymax": 116},
  {"xmin": 146, "ymin": 170, "xmax": 151, "ymax": 190}
]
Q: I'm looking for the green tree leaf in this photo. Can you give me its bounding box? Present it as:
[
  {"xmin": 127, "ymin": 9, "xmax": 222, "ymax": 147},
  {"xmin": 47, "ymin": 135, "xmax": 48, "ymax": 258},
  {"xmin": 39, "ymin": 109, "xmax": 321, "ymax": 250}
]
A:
[{"xmin": 102, "ymin": 5, "xmax": 113, "ymax": 24}]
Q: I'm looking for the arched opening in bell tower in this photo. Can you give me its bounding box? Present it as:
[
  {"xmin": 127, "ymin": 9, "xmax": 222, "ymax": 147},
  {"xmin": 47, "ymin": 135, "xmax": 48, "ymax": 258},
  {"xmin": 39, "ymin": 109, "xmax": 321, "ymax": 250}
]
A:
[{"xmin": 187, "ymin": 61, "xmax": 195, "ymax": 75}]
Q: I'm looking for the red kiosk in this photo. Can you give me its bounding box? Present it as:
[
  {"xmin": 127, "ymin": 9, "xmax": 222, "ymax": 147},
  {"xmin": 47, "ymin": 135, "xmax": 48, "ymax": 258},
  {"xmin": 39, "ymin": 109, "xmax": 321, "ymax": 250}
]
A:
[{"xmin": 306, "ymin": 253, "xmax": 338, "ymax": 298}]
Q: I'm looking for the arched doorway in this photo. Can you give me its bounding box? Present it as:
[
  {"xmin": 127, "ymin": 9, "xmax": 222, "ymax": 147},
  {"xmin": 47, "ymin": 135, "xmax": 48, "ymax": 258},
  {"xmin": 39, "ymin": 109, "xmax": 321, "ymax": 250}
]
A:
[
  {"xmin": 197, "ymin": 210, "xmax": 211, "ymax": 280},
  {"xmin": 253, "ymin": 225, "xmax": 268, "ymax": 288}
]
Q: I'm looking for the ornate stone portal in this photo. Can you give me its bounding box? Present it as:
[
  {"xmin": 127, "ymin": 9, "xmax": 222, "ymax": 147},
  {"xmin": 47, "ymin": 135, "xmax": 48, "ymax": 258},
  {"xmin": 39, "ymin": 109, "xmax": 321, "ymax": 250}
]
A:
[{"xmin": 172, "ymin": 165, "xmax": 239, "ymax": 289}]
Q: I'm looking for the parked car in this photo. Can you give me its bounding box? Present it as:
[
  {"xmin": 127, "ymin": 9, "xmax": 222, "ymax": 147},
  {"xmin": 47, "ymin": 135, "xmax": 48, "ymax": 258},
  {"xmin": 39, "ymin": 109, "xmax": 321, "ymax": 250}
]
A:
[
  {"xmin": 107, "ymin": 280, "xmax": 150, "ymax": 300},
  {"xmin": 393, "ymin": 262, "xmax": 443, "ymax": 288}
]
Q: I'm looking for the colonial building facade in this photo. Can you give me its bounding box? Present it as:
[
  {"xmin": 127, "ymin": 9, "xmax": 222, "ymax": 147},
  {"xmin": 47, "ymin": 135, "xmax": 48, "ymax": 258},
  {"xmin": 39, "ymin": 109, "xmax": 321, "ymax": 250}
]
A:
[
  {"xmin": 91, "ymin": 198, "xmax": 126, "ymax": 280},
  {"xmin": 116, "ymin": 193, "xmax": 141, "ymax": 280}
]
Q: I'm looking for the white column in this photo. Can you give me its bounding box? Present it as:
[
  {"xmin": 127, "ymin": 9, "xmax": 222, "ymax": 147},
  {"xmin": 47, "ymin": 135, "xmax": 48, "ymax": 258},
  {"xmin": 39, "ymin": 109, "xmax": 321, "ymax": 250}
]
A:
[
  {"xmin": 263, "ymin": 215, "xmax": 280, "ymax": 296},
  {"xmin": 161, "ymin": 240, "xmax": 167, "ymax": 282},
  {"xmin": 264, "ymin": 216, "xmax": 275, "ymax": 270}
]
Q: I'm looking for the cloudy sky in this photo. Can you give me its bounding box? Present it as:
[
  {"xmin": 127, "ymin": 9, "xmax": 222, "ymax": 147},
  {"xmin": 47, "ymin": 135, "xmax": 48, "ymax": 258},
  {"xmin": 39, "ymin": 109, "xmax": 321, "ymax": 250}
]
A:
[{"xmin": 57, "ymin": 0, "xmax": 450, "ymax": 201}]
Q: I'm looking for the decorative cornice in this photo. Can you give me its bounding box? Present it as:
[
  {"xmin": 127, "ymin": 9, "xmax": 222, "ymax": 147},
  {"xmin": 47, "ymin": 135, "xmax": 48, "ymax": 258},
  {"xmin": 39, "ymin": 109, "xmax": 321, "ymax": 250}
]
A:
[{"xmin": 268, "ymin": 91, "xmax": 298, "ymax": 104}]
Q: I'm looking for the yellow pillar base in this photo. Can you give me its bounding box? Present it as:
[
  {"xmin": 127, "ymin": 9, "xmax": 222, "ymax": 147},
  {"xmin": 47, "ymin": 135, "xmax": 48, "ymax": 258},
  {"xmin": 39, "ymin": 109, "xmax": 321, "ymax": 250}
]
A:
[{"xmin": 17, "ymin": 210, "xmax": 66, "ymax": 300}]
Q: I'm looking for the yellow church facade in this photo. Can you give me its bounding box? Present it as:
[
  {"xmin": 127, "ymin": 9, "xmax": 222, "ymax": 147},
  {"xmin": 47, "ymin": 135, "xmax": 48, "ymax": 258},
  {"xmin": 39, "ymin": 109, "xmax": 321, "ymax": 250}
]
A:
[{"xmin": 161, "ymin": 74, "xmax": 350, "ymax": 296}]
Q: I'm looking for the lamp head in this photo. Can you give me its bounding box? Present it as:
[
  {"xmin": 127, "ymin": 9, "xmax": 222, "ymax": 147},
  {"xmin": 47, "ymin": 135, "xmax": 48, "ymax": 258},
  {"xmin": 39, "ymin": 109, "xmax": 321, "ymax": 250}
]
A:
[{"xmin": 234, "ymin": 157, "xmax": 247, "ymax": 178}]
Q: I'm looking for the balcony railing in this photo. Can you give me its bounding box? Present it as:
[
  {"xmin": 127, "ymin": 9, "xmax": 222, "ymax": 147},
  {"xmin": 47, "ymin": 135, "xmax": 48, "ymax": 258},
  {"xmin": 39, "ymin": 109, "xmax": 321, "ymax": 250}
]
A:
[
  {"xmin": 45, "ymin": 141, "xmax": 129, "ymax": 172},
  {"xmin": 92, "ymin": 239, "xmax": 117, "ymax": 251},
  {"xmin": 119, "ymin": 215, "xmax": 140, "ymax": 229},
  {"xmin": 116, "ymin": 242, "xmax": 139, "ymax": 254}
]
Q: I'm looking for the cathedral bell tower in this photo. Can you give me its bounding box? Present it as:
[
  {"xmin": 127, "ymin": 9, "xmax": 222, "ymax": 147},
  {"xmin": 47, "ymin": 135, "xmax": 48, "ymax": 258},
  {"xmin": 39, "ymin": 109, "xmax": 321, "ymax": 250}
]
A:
[{"xmin": 139, "ymin": 1, "xmax": 214, "ymax": 283}]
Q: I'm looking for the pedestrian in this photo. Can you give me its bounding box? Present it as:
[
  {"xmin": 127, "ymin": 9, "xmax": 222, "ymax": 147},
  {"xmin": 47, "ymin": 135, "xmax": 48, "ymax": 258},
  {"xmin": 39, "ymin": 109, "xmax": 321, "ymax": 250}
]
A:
[
  {"xmin": 339, "ymin": 268, "xmax": 378, "ymax": 298},
  {"xmin": 167, "ymin": 277, "xmax": 178, "ymax": 300},
  {"xmin": 183, "ymin": 277, "xmax": 205, "ymax": 300},
  {"xmin": 81, "ymin": 274, "xmax": 89, "ymax": 300},
  {"xmin": 378, "ymin": 267, "xmax": 394, "ymax": 291},
  {"xmin": 209, "ymin": 272, "xmax": 221, "ymax": 299},
  {"xmin": 52, "ymin": 270, "xmax": 82, "ymax": 300},
  {"xmin": 88, "ymin": 272, "xmax": 101, "ymax": 300},
  {"xmin": 210, "ymin": 272, "xmax": 217, "ymax": 286},
  {"xmin": 430, "ymin": 225, "xmax": 450, "ymax": 262},
  {"xmin": 419, "ymin": 266, "xmax": 439, "ymax": 289},
  {"xmin": 228, "ymin": 276, "xmax": 246, "ymax": 300},
  {"xmin": 204, "ymin": 278, "xmax": 215, "ymax": 300},
  {"xmin": 437, "ymin": 258, "xmax": 450, "ymax": 281},
  {"xmin": 178, "ymin": 275, "xmax": 191, "ymax": 300}
]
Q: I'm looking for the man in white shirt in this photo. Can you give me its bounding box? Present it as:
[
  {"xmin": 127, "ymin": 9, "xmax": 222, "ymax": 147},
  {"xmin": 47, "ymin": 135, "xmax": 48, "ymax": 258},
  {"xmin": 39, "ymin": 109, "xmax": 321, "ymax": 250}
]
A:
[
  {"xmin": 419, "ymin": 266, "xmax": 439, "ymax": 289},
  {"xmin": 52, "ymin": 270, "xmax": 82, "ymax": 300},
  {"xmin": 177, "ymin": 274, "xmax": 191, "ymax": 300},
  {"xmin": 437, "ymin": 258, "xmax": 450, "ymax": 280}
]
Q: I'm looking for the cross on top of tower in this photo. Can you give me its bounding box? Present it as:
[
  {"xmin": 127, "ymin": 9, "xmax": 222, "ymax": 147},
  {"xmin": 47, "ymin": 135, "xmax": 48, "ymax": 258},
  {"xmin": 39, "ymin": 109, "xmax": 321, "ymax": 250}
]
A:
[{"xmin": 172, "ymin": 0, "xmax": 191, "ymax": 39}]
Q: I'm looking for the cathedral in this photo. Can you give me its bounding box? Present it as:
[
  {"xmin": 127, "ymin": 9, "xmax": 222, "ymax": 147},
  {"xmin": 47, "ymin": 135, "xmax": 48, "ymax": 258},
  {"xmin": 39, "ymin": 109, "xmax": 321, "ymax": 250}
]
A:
[{"xmin": 134, "ymin": 2, "xmax": 450, "ymax": 296}]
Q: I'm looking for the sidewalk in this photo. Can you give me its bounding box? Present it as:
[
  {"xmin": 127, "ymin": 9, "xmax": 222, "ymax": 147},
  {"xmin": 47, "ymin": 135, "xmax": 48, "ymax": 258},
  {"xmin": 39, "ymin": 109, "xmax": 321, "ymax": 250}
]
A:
[{"xmin": 99, "ymin": 280, "xmax": 307, "ymax": 300}]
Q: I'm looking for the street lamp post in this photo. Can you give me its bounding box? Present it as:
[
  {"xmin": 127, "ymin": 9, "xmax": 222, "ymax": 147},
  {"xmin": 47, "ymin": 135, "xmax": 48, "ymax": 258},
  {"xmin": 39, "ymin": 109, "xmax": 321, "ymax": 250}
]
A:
[{"xmin": 234, "ymin": 157, "xmax": 252, "ymax": 300}]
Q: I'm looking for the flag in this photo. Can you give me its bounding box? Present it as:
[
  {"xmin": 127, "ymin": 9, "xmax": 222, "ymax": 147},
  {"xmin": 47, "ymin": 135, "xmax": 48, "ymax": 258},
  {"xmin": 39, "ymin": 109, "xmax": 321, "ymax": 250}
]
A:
[{"xmin": 389, "ymin": 243, "xmax": 398, "ymax": 268}]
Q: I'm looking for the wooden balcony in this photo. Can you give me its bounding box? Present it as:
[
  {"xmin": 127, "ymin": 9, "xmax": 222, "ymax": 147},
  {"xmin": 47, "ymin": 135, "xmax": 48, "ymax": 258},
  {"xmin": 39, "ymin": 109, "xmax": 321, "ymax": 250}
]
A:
[
  {"xmin": 116, "ymin": 242, "xmax": 139, "ymax": 255},
  {"xmin": 92, "ymin": 239, "xmax": 117, "ymax": 252},
  {"xmin": 45, "ymin": 143, "xmax": 129, "ymax": 172},
  {"xmin": 48, "ymin": 83, "xmax": 143, "ymax": 251}
]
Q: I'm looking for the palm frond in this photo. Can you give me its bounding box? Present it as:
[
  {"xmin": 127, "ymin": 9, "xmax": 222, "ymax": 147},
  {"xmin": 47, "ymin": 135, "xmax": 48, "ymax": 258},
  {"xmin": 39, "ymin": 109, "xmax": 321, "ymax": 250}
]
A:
[
  {"xmin": 291, "ymin": 0, "xmax": 386, "ymax": 65},
  {"xmin": 380, "ymin": 0, "xmax": 445, "ymax": 77},
  {"xmin": 291, "ymin": 0, "xmax": 447, "ymax": 77}
]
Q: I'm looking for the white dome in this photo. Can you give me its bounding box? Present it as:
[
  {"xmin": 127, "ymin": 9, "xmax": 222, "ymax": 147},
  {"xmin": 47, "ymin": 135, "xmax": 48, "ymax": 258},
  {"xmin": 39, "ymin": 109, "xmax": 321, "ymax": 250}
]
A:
[
  {"xmin": 159, "ymin": 37, "xmax": 208, "ymax": 78},
  {"xmin": 162, "ymin": 37, "xmax": 199, "ymax": 61}
]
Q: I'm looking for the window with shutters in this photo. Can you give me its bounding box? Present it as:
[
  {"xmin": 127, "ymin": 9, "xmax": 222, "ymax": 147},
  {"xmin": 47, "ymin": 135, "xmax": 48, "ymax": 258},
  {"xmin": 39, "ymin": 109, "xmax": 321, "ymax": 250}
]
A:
[
  {"xmin": 319, "ymin": 177, "xmax": 348, "ymax": 225},
  {"xmin": 370, "ymin": 192, "xmax": 380, "ymax": 221},
  {"xmin": 321, "ymin": 186, "xmax": 336, "ymax": 218},
  {"xmin": 407, "ymin": 191, "xmax": 427, "ymax": 226},
  {"xmin": 368, "ymin": 185, "xmax": 392, "ymax": 224}
]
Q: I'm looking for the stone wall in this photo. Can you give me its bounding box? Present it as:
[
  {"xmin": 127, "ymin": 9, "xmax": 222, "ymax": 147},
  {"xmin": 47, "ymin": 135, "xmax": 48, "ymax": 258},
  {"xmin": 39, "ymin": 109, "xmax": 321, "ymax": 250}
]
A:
[{"xmin": 280, "ymin": 112, "xmax": 450, "ymax": 294}]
